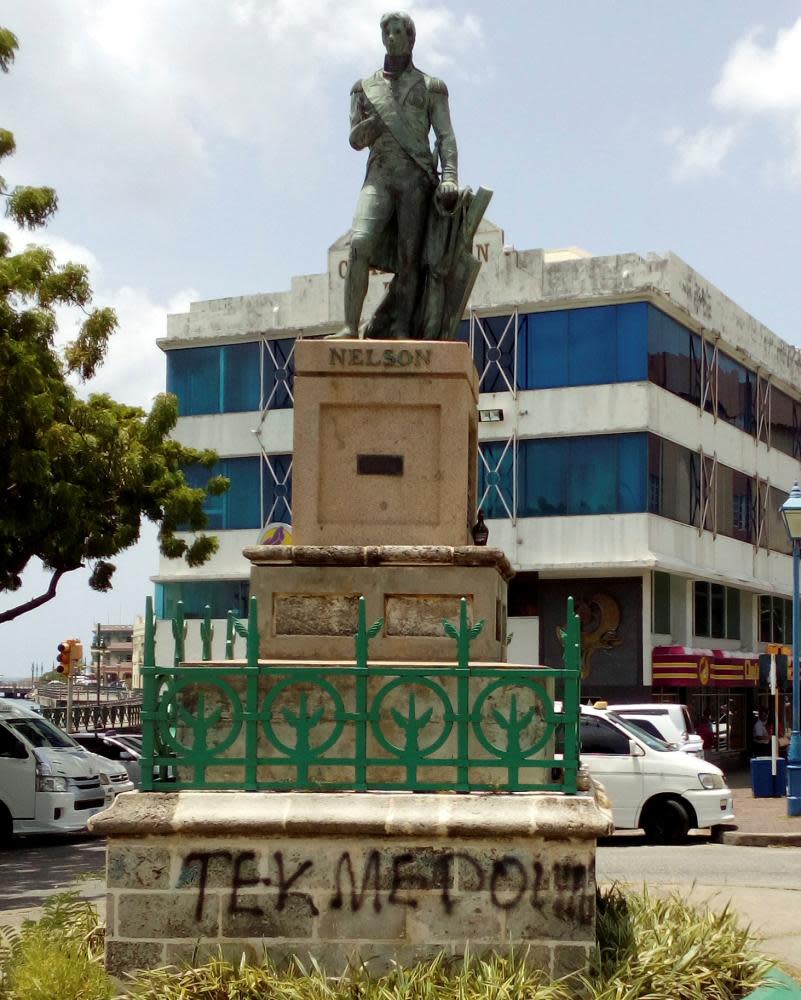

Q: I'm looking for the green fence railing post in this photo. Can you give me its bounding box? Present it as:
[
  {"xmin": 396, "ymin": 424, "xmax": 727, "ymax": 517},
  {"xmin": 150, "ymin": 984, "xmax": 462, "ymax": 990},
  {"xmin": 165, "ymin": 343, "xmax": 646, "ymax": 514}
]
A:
[
  {"xmin": 172, "ymin": 601, "xmax": 185, "ymax": 668},
  {"xmin": 246, "ymin": 596, "xmax": 259, "ymax": 668},
  {"xmin": 200, "ymin": 605, "xmax": 213, "ymax": 661},
  {"xmin": 141, "ymin": 596, "xmax": 156, "ymax": 792},
  {"xmin": 225, "ymin": 610, "xmax": 235, "ymax": 660},
  {"xmin": 561, "ymin": 595, "xmax": 582, "ymax": 794},
  {"xmin": 354, "ymin": 596, "xmax": 383, "ymax": 791}
]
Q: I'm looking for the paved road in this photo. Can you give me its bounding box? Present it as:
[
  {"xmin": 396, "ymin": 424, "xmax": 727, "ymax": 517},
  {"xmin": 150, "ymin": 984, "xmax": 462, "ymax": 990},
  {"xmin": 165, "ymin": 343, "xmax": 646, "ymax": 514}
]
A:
[
  {"xmin": 597, "ymin": 834, "xmax": 801, "ymax": 977},
  {"xmin": 1, "ymin": 833, "xmax": 800, "ymax": 978}
]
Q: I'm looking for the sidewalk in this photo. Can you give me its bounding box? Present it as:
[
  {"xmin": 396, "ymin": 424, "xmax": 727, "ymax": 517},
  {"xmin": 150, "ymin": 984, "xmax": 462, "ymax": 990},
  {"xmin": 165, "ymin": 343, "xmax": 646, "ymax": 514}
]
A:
[{"xmin": 715, "ymin": 766, "xmax": 801, "ymax": 847}]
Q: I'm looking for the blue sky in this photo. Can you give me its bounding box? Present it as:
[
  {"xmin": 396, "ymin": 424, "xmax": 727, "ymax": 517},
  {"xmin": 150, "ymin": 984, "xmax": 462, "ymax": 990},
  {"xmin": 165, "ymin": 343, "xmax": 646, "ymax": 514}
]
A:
[{"xmin": 3, "ymin": 1, "xmax": 801, "ymax": 675}]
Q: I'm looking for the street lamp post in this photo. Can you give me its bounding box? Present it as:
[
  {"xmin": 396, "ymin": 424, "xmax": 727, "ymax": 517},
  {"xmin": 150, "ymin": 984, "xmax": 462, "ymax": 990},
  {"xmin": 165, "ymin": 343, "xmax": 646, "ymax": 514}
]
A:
[{"xmin": 780, "ymin": 482, "xmax": 801, "ymax": 817}]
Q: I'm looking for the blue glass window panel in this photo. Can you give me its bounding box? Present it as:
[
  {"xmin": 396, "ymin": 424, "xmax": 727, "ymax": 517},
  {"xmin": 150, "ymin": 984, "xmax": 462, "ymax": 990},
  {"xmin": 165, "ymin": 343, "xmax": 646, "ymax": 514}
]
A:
[
  {"xmin": 262, "ymin": 337, "xmax": 296, "ymax": 410},
  {"xmin": 569, "ymin": 307, "xmax": 617, "ymax": 385},
  {"xmin": 517, "ymin": 434, "xmax": 646, "ymax": 517},
  {"xmin": 222, "ymin": 342, "xmax": 260, "ymax": 412},
  {"xmin": 518, "ymin": 439, "xmax": 567, "ymax": 516},
  {"xmin": 521, "ymin": 310, "xmax": 568, "ymax": 389},
  {"xmin": 262, "ymin": 454, "xmax": 293, "ymax": 524},
  {"xmin": 617, "ymin": 433, "xmax": 647, "ymax": 512},
  {"xmin": 182, "ymin": 457, "xmax": 260, "ymax": 530},
  {"xmin": 224, "ymin": 457, "xmax": 261, "ymax": 529},
  {"xmin": 616, "ymin": 302, "xmax": 649, "ymax": 381},
  {"xmin": 183, "ymin": 462, "xmax": 225, "ymax": 529},
  {"xmin": 155, "ymin": 580, "xmax": 250, "ymax": 620},
  {"xmin": 478, "ymin": 441, "xmax": 514, "ymax": 519},
  {"xmin": 166, "ymin": 347, "xmax": 221, "ymax": 416},
  {"xmin": 567, "ymin": 437, "xmax": 617, "ymax": 514},
  {"xmin": 717, "ymin": 351, "xmax": 755, "ymax": 434},
  {"xmin": 516, "ymin": 304, "xmax": 647, "ymax": 390}
]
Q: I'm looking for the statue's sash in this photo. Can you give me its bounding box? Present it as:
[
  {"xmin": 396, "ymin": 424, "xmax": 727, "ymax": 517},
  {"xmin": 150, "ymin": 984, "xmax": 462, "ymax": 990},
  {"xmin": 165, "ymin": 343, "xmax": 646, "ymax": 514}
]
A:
[{"xmin": 362, "ymin": 73, "xmax": 436, "ymax": 182}]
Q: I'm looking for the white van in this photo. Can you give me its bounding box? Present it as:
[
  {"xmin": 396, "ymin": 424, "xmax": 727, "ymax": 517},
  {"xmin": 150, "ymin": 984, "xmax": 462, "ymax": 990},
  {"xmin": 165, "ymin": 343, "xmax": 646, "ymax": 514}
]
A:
[
  {"xmin": 604, "ymin": 702, "xmax": 705, "ymax": 758},
  {"xmin": 0, "ymin": 701, "xmax": 114, "ymax": 839},
  {"xmin": 580, "ymin": 705, "xmax": 734, "ymax": 843}
]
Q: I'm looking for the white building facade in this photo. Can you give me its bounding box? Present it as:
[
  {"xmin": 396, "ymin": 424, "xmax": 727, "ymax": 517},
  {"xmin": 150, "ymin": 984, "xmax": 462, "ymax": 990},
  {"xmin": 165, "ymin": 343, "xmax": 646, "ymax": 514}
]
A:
[{"xmin": 155, "ymin": 220, "xmax": 801, "ymax": 762}]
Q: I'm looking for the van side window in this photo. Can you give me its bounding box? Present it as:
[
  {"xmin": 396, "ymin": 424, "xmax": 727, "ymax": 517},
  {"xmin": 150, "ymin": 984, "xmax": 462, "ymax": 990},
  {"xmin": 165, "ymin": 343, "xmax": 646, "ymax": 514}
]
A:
[
  {"xmin": 0, "ymin": 725, "xmax": 29, "ymax": 759},
  {"xmin": 580, "ymin": 717, "xmax": 630, "ymax": 755}
]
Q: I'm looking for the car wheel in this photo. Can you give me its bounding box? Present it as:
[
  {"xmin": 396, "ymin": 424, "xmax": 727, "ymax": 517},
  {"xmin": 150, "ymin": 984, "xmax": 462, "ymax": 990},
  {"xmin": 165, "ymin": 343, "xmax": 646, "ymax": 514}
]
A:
[{"xmin": 642, "ymin": 798, "xmax": 690, "ymax": 844}]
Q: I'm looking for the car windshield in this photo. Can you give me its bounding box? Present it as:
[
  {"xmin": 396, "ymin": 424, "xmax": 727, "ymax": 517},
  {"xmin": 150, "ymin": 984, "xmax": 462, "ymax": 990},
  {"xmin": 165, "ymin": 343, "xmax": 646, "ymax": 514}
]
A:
[
  {"xmin": 607, "ymin": 712, "xmax": 674, "ymax": 752},
  {"xmin": 8, "ymin": 718, "xmax": 79, "ymax": 750}
]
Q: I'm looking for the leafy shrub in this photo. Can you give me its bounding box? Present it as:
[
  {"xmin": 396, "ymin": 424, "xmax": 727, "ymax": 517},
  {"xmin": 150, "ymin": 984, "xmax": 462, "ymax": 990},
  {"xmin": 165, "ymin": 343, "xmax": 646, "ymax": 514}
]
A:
[{"xmin": 0, "ymin": 891, "xmax": 112, "ymax": 1000}]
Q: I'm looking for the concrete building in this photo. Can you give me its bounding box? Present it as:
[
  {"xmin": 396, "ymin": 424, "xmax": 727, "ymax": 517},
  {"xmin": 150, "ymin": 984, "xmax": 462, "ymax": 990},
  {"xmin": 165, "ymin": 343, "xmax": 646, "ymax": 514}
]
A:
[
  {"xmin": 154, "ymin": 219, "xmax": 801, "ymax": 763},
  {"xmin": 94, "ymin": 624, "xmax": 134, "ymax": 686}
]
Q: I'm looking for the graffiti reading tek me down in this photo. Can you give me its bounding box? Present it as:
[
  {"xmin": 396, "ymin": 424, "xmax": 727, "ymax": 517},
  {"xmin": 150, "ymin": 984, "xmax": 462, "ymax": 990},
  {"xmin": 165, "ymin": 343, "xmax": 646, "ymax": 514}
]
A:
[{"xmin": 179, "ymin": 849, "xmax": 592, "ymax": 925}]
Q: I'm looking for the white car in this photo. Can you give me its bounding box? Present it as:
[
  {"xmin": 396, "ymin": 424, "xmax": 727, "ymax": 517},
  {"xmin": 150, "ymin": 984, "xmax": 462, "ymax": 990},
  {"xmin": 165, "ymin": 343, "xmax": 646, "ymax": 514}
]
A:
[
  {"xmin": 604, "ymin": 702, "xmax": 705, "ymax": 758},
  {"xmin": 0, "ymin": 701, "xmax": 114, "ymax": 839},
  {"xmin": 580, "ymin": 705, "xmax": 734, "ymax": 843}
]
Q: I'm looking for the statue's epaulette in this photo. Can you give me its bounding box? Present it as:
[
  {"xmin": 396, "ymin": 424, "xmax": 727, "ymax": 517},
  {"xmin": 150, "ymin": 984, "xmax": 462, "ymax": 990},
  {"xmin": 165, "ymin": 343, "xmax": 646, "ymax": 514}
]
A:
[
  {"xmin": 350, "ymin": 79, "xmax": 364, "ymax": 95},
  {"xmin": 427, "ymin": 76, "xmax": 449, "ymax": 96}
]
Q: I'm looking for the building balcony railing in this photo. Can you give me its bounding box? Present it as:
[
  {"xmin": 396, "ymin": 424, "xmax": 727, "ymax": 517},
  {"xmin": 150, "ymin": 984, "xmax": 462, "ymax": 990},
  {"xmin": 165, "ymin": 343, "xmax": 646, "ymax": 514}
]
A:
[{"xmin": 140, "ymin": 595, "xmax": 582, "ymax": 796}]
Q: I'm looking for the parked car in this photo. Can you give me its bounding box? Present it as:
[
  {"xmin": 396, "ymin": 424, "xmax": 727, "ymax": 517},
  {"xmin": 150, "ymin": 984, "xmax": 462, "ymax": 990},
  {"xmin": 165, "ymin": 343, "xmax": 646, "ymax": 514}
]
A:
[
  {"xmin": 0, "ymin": 701, "xmax": 113, "ymax": 839},
  {"xmin": 71, "ymin": 732, "xmax": 142, "ymax": 788},
  {"xmin": 604, "ymin": 703, "xmax": 705, "ymax": 758},
  {"xmin": 580, "ymin": 705, "xmax": 734, "ymax": 843}
]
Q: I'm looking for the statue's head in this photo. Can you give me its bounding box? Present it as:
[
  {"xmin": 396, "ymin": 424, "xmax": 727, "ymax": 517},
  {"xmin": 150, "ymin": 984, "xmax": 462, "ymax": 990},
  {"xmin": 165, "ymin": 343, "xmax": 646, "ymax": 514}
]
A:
[{"xmin": 380, "ymin": 11, "xmax": 415, "ymax": 56}]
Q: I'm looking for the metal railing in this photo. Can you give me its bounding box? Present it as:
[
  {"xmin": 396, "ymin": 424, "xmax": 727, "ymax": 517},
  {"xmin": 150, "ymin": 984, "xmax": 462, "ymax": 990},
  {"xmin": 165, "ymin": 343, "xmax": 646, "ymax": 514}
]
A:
[
  {"xmin": 140, "ymin": 595, "xmax": 581, "ymax": 795},
  {"xmin": 42, "ymin": 701, "xmax": 142, "ymax": 732}
]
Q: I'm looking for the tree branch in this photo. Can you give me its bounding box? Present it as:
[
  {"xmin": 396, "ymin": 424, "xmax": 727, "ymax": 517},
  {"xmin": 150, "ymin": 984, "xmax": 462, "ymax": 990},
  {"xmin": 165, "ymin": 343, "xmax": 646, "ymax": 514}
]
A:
[{"xmin": 0, "ymin": 566, "xmax": 70, "ymax": 624}]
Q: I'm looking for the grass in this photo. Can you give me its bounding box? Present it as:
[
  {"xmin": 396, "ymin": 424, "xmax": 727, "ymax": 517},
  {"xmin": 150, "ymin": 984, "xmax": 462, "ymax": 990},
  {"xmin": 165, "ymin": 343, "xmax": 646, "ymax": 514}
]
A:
[{"xmin": 0, "ymin": 887, "xmax": 777, "ymax": 1000}]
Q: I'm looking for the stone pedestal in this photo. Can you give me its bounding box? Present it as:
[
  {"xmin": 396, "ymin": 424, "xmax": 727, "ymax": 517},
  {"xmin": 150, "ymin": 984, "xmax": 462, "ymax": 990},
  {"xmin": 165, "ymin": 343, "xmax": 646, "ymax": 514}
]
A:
[
  {"xmin": 291, "ymin": 339, "xmax": 478, "ymax": 548},
  {"xmin": 244, "ymin": 544, "xmax": 512, "ymax": 662},
  {"xmin": 91, "ymin": 790, "xmax": 613, "ymax": 977}
]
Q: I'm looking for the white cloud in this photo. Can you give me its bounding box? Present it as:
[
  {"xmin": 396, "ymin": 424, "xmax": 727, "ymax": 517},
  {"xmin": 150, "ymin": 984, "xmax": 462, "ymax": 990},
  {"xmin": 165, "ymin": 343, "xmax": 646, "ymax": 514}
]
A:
[
  {"xmin": 663, "ymin": 16, "xmax": 801, "ymax": 183},
  {"xmin": 712, "ymin": 21, "xmax": 801, "ymax": 114},
  {"xmin": 4, "ymin": 1, "xmax": 482, "ymax": 208},
  {"xmin": 663, "ymin": 124, "xmax": 740, "ymax": 181}
]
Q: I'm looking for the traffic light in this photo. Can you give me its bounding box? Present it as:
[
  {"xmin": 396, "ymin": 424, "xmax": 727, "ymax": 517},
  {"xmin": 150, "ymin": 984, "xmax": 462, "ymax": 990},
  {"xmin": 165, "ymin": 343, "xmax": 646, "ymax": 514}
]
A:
[
  {"xmin": 70, "ymin": 640, "xmax": 83, "ymax": 671},
  {"xmin": 56, "ymin": 639, "xmax": 73, "ymax": 677}
]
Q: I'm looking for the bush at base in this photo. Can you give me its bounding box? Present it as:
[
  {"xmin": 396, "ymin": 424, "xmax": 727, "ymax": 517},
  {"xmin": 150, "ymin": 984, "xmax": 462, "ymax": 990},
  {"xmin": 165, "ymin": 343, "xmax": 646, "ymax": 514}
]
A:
[{"xmin": 0, "ymin": 887, "xmax": 781, "ymax": 1000}]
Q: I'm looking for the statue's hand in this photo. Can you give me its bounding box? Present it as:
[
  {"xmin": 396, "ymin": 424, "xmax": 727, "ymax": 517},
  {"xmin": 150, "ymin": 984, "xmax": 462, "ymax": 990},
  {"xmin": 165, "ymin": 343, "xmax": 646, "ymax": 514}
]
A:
[{"xmin": 437, "ymin": 181, "xmax": 458, "ymax": 210}]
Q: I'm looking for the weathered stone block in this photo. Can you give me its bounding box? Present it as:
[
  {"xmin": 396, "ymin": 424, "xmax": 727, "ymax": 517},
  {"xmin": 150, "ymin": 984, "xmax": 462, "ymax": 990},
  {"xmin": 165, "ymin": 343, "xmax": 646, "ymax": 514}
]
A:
[
  {"xmin": 221, "ymin": 893, "xmax": 317, "ymax": 939},
  {"xmin": 106, "ymin": 940, "xmax": 165, "ymax": 977},
  {"xmin": 107, "ymin": 844, "xmax": 171, "ymax": 889},
  {"xmin": 117, "ymin": 890, "xmax": 220, "ymax": 938},
  {"xmin": 552, "ymin": 943, "xmax": 591, "ymax": 978}
]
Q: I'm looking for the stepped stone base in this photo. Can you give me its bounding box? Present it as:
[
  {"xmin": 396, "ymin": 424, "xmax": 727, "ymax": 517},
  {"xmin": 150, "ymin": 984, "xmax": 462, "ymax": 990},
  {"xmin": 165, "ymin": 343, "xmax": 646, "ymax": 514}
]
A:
[
  {"xmin": 90, "ymin": 790, "xmax": 613, "ymax": 978},
  {"xmin": 244, "ymin": 544, "xmax": 513, "ymax": 662}
]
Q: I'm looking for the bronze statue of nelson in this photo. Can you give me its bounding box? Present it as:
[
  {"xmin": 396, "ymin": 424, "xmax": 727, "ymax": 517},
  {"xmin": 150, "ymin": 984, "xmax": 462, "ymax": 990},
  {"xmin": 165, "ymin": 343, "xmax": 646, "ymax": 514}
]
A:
[{"xmin": 336, "ymin": 11, "xmax": 491, "ymax": 342}]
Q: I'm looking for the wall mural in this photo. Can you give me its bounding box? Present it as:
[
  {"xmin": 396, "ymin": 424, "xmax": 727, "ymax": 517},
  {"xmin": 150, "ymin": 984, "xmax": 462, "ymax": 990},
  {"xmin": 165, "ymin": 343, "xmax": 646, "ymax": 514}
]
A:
[{"xmin": 557, "ymin": 592, "xmax": 622, "ymax": 680}]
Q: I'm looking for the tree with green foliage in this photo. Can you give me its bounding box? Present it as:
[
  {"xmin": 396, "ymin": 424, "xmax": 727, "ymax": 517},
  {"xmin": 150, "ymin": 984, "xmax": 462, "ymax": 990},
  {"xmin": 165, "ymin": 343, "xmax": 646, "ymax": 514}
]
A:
[{"xmin": 0, "ymin": 28, "xmax": 227, "ymax": 624}]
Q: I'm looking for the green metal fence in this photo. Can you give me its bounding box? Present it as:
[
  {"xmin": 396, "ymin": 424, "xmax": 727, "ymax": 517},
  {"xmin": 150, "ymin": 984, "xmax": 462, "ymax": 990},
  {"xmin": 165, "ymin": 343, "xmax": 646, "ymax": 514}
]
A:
[{"xmin": 140, "ymin": 595, "xmax": 582, "ymax": 794}]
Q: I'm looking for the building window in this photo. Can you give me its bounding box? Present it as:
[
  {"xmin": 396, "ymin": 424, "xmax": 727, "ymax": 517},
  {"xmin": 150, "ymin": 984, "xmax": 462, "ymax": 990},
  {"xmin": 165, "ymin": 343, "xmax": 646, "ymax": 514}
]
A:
[
  {"xmin": 694, "ymin": 581, "xmax": 740, "ymax": 640},
  {"xmin": 155, "ymin": 580, "xmax": 250, "ymax": 620},
  {"xmin": 759, "ymin": 595, "xmax": 793, "ymax": 644},
  {"xmin": 166, "ymin": 343, "xmax": 260, "ymax": 416},
  {"xmin": 770, "ymin": 388, "xmax": 801, "ymax": 460},
  {"xmin": 515, "ymin": 433, "xmax": 647, "ymax": 518},
  {"xmin": 647, "ymin": 435, "xmax": 700, "ymax": 527},
  {"xmin": 183, "ymin": 457, "xmax": 261, "ymax": 530},
  {"xmin": 516, "ymin": 302, "xmax": 648, "ymax": 390},
  {"xmin": 717, "ymin": 350, "xmax": 756, "ymax": 434},
  {"xmin": 647, "ymin": 306, "xmax": 702, "ymax": 407},
  {"xmin": 652, "ymin": 572, "xmax": 671, "ymax": 635}
]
